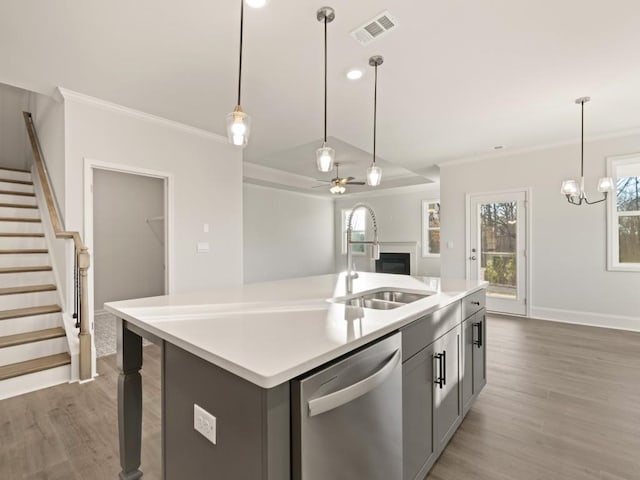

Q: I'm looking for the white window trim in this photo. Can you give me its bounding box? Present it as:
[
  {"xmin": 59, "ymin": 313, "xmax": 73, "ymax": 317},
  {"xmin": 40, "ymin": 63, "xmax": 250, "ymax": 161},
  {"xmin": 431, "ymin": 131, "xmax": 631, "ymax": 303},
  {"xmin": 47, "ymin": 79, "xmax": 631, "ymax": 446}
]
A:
[
  {"xmin": 341, "ymin": 208, "xmax": 366, "ymax": 256},
  {"xmin": 421, "ymin": 199, "xmax": 441, "ymax": 257},
  {"xmin": 607, "ymin": 153, "xmax": 640, "ymax": 272}
]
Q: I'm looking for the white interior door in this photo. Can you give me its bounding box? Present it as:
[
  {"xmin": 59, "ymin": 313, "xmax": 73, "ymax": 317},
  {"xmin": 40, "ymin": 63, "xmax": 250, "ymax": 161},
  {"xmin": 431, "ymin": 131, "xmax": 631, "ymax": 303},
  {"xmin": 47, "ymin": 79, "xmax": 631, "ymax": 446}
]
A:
[{"xmin": 468, "ymin": 191, "xmax": 527, "ymax": 315}]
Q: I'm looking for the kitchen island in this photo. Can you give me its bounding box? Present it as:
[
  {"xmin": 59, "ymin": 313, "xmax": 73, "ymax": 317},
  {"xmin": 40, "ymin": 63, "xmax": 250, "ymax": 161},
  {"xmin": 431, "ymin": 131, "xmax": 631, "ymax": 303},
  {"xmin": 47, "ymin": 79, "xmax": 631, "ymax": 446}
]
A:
[{"xmin": 106, "ymin": 272, "xmax": 487, "ymax": 480}]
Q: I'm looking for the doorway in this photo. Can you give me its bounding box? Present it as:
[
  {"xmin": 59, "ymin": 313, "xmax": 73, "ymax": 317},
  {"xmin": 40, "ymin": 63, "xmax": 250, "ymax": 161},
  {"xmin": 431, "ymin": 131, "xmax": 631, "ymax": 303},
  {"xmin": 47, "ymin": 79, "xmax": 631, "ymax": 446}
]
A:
[
  {"xmin": 84, "ymin": 159, "xmax": 172, "ymax": 356},
  {"xmin": 467, "ymin": 190, "xmax": 529, "ymax": 315}
]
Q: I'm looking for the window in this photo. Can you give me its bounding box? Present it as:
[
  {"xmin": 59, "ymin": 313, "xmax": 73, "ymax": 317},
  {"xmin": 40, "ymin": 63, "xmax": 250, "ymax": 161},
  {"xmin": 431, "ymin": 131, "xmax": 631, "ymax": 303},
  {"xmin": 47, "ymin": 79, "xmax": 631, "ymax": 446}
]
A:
[
  {"xmin": 422, "ymin": 200, "xmax": 441, "ymax": 256},
  {"xmin": 342, "ymin": 208, "xmax": 366, "ymax": 255},
  {"xmin": 607, "ymin": 154, "xmax": 640, "ymax": 271}
]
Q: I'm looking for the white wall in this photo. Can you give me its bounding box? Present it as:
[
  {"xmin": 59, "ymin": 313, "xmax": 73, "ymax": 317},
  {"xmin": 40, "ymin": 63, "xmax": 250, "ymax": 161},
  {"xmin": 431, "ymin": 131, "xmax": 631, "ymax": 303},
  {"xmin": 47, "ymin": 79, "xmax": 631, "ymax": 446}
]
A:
[
  {"xmin": 243, "ymin": 183, "xmax": 335, "ymax": 283},
  {"xmin": 30, "ymin": 92, "xmax": 66, "ymax": 212},
  {"xmin": 334, "ymin": 184, "xmax": 441, "ymax": 276},
  {"xmin": 440, "ymin": 134, "xmax": 640, "ymax": 328},
  {"xmin": 93, "ymin": 169, "xmax": 165, "ymax": 308},
  {"xmin": 0, "ymin": 82, "xmax": 30, "ymax": 171},
  {"xmin": 62, "ymin": 93, "xmax": 243, "ymax": 294}
]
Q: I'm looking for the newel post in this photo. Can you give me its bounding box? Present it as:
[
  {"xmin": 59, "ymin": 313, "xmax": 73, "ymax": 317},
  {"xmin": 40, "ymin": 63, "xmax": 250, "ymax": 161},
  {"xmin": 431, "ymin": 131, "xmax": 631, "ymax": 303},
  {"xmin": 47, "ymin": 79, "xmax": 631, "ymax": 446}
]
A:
[{"xmin": 78, "ymin": 247, "xmax": 92, "ymax": 381}]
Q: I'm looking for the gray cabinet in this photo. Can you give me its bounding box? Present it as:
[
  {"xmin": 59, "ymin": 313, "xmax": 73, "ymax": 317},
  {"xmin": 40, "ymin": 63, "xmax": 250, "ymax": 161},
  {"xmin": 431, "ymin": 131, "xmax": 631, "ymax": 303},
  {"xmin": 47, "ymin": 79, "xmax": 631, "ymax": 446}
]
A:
[
  {"xmin": 402, "ymin": 289, "xmax": 486, "ymax": 480},
  {"xmin": 462, "ymin": 308, "xmax": 487, "ymax": 416},
  {"xmin": 402, "ymin": 343, "xmax": 436, "ymax": 480},
  {"xmin": 433, "ymin": 325, "xmax": 462, "ymax": 452},
  {"xmin": 401, "ymin": 305, "xmax": 462, "ymax": 480}
]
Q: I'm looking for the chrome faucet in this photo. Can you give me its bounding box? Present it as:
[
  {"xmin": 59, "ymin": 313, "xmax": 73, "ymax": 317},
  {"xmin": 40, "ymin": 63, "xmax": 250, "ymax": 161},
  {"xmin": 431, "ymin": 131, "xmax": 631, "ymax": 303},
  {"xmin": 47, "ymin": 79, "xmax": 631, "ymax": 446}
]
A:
[{"xmin": 346, "ymin": 203, "xmax": 380, "ymax": 294}]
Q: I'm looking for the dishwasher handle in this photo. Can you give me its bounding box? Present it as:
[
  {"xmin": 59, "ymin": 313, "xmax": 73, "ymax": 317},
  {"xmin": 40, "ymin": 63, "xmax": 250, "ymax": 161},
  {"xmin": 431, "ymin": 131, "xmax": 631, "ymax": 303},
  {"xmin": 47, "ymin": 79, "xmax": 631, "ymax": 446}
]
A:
[{"xmin": 308, "ymin": 349, "xmax": 401, "ymax": 417}]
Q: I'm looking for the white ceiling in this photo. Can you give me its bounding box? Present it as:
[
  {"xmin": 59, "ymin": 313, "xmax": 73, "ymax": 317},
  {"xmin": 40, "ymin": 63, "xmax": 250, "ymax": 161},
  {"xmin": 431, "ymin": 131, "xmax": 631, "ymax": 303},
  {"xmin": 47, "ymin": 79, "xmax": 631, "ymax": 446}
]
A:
[{"xmin": 2, "ymin": 0, "xmax": 640, "ymax": 193}]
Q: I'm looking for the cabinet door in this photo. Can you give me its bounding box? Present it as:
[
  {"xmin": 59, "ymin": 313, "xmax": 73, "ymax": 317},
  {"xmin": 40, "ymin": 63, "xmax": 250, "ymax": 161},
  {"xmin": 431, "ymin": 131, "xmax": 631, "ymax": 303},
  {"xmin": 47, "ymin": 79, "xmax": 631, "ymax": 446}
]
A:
[
  {"xmin": 461, "ymin": 316, "xmax": 474, "ymax": 415},
  {"xmin": 402, "ymin": 344, "xmax": 436, "ymax": 480},
  {"xmin": 472, "ymin": 310, "xmax": 487, "ymax": 395},
  {"xmin": 434, "ymin": 325, "xmax": 462, "ymax": 454}
]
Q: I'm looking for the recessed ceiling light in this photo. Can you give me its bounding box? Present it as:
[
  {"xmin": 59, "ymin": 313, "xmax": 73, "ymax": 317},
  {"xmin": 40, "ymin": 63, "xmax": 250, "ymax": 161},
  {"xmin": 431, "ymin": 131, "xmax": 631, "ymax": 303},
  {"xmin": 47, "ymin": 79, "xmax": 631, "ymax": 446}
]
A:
[
  {"xmin": 346, "ymin": 69, "xmax": 364, "ymax": 80},
  {"xmin": 245, "ymin": 0, "xmax": 269, "ymax": 8}
]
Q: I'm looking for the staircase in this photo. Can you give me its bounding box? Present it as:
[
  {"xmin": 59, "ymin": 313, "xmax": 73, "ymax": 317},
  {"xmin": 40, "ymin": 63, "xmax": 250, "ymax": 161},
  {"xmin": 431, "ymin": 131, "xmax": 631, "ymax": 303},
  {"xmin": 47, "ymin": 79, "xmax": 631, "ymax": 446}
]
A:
[{"xmin": 0, "ymin": 166, "xmax": 70, "ymax": 400}]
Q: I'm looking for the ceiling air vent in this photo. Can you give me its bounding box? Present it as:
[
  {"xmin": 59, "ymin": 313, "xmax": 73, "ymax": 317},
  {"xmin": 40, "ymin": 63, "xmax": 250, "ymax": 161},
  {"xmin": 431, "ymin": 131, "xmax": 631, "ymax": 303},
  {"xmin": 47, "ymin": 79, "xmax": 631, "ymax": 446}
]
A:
[{"xmin": 350, "ymin": 11, "xmax": 397, "ymax": 45}]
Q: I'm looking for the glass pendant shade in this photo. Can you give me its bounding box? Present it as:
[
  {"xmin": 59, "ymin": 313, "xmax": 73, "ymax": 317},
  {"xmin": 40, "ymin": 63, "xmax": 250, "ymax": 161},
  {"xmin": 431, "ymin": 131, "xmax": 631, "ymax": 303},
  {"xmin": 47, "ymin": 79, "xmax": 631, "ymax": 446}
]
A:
[
  {"xmin": 226, "ymin": 107, "xmax": 251, "ymax": 148},
  {"xmin": 316, "ymin": 144, "xmax": 335, "ymax": 172},
  {"xmin": 367, "ymin": 164, "xmax": 382, "ymax": 186},
  {"xmin": 597, "ymin": 176, "xmax": 614, "ymax": 193},
  {"xmin": 330, "ymin": 184, "xmax": 345, "ymax": 195},
  {"xmin": 560, "ymin": 179, "xmax": 579, "ymax": 196},
  {"xmin": 245, "ymin": 0, "xmax": 269, "ymax": 8}
]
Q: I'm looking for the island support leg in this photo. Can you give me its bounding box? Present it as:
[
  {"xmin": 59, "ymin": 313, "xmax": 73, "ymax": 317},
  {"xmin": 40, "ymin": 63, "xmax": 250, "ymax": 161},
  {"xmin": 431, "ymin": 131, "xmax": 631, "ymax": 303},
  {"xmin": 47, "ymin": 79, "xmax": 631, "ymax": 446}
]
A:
[{"xmin": 117, "ymin": 318, "xmax": 144, "ymax": 480}]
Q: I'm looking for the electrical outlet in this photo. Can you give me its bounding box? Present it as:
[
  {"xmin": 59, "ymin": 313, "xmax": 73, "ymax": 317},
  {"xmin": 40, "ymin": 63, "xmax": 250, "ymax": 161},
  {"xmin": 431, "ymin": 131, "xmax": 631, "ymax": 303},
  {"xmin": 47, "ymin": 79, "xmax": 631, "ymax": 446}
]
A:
[{"xmin": 194, "ymin": 404, "xmax": 216, "ymax": 445}]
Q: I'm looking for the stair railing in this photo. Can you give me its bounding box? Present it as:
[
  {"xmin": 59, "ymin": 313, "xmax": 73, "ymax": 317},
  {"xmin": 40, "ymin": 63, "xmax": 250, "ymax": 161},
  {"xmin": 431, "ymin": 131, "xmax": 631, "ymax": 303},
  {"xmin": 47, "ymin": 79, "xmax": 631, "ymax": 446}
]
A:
[{"xmin": 22, "ymin": 111, "xmax": 92, "ymax": 381}]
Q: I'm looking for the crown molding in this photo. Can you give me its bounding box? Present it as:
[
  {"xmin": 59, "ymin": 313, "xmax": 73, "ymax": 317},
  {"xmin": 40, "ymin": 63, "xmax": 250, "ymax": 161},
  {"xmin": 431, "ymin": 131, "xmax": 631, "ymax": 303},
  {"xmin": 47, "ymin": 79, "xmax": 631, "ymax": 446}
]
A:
[
  {"xmin": 55, "ymin": 87, "xmax": 227, "ymax": 143},
  {"xmin": 437, "ymin": 126, "xmax": 640, "ymax": 169}
]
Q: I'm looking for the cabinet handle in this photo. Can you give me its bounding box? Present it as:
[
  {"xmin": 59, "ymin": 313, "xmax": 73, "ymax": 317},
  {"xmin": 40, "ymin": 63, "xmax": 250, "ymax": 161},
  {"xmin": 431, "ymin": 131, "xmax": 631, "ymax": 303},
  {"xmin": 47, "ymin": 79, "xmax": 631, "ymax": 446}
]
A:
[
  {"xmin": 470, "ymin": 301, "xmax": 481, "ymax": 306},
  {"xmin": 308, "ymin": 349, "xmax": 401, "ymax": 417},
  {"xmin": 473, "ymin": 322, "xmax": 483, "ymax": 348},
  {"xmin": 433, "ymin": 353, "xmax": 444, "ymax": 389},
  {"xmin": 442, "ymin": 350, "xmax": 447, "ymax": 386}
]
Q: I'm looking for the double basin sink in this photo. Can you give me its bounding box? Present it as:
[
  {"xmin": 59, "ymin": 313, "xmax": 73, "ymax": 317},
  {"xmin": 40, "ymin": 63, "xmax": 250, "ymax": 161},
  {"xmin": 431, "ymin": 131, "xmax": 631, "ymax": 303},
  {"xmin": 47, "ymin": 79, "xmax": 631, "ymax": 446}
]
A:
[{"xmin": 332, "ymin": 289, "xmax": 431, "ymax": 310}]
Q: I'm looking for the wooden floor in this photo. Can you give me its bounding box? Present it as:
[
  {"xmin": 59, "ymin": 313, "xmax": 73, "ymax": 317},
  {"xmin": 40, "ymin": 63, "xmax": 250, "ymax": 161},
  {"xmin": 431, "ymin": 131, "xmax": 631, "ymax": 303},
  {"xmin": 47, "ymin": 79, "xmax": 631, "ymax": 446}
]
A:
[
  {"xmin": 428, "ymin": 316, "xmax": 640, "ymax": 480},
  {"xmin": 1, "ymin": 316, "xmax": 639, "ymax": 479}
]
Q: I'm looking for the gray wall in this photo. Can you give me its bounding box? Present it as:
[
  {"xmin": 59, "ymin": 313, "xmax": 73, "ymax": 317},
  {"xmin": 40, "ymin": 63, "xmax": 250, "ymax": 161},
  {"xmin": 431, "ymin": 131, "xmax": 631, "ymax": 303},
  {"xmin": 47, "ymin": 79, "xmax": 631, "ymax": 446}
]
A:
[
  {"xmin": 440, "ymin": 134, "xmax": 640, "ymax": 327},
  {"xmin": 93, "ymin": 169, "xmax": 165, "ymax": 308},
  {"xmin": 243, "ymin": 183, "xmax": 335, "ymax": 283},
  {"xmin": 334, "ymin": 185, "xmax": 441, "ymax": 276},
  {"xmin": 63, "ymin": 96, "xmax": 244, "ymax": 295},
  {"xmin": 0, "ymin": 82, "xmax": 30, "ymax": 171}
]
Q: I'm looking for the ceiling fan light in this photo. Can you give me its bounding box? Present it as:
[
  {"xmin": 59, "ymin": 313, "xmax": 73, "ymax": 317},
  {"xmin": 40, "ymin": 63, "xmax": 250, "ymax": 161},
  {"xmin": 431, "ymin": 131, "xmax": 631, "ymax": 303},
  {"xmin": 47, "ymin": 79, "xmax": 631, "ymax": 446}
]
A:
[
  {"xmin": 560, "ymin": 179, "xmax": 579, "ymax": 196},
  {"xmin": 366, "ymin": 164, "xmax": 382, "ymax": 186},
  {"xmin": 330, "ymin": 184, "xmax": 345, "ymax": 195},
  {"xmin": 316, "ymin": 145, "xmax": 335, "ymax": 172},
  {"xmin": 597, "ymin": 176, "xmax": 614, "ymax": 193},
  {"xmin": 226, "ymin": 107, "xmax": 251, "ymax": 148}
]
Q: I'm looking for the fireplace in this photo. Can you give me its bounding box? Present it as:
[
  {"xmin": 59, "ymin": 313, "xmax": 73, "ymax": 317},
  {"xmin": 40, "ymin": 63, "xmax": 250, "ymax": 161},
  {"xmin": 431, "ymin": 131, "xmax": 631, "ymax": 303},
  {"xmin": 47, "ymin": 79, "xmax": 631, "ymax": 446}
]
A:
[{"xmin": 375, "ymin": 252, "xmax": 411, "ymax": 275}]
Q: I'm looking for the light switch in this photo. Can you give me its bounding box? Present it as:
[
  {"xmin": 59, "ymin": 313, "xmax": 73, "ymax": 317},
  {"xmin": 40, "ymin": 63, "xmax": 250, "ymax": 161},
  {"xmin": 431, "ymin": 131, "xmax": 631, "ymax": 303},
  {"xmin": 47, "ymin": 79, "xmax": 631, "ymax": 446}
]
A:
[
  {"xmin": 197, "ymin": 242, "xmax": 210, "ymax": 253},
  {"xmin": 203, "ymin": 223, "xmax": 209, "ymax": 233},
  {"xmin": 447, "ymin": 241, "xmax": 454, "ymax": 249}
]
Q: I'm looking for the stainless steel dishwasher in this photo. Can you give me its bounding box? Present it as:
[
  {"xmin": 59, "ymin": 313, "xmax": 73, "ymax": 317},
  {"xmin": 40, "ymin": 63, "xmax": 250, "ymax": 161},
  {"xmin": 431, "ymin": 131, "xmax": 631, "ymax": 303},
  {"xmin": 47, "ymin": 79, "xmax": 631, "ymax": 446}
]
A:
[{"xmin": 292, "ymin": 333, "xmax": 402, "ymax": 480}]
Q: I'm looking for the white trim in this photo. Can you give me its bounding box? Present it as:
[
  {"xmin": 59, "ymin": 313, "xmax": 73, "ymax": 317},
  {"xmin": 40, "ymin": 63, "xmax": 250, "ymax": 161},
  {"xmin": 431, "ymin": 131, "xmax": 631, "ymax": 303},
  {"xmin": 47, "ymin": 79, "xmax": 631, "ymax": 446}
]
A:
[
  {"xmin": 421, "ymin": 199, "xmax": 441, "ymax": 258},
  {"xmin": 83, "ymin": 159, "xmax": 174, "ymax": 372},
  {"xmin": 465, "ymin": 188, "xmax": 532, "ymax": 317},
  {"xmin": 438, "ymin": 127, "xmax": 640, "ymax": 169},
  {"xmin": 341, "ymin": 182, "xmax": 439, "ymax": 199},
  {"xmin": 606, "ymin": 153, "xmax": 640, "ymax": 272},
  {"xmin": 530, "ymin": 306, "xmax": 640, "ymax": 333},
  {"xmin": 242, "ymin": 181, "xmax": 335, "ymax": 202},
  {"xmin": 57, "ymin": 87, "xmax": 227, "ymax": 144}
]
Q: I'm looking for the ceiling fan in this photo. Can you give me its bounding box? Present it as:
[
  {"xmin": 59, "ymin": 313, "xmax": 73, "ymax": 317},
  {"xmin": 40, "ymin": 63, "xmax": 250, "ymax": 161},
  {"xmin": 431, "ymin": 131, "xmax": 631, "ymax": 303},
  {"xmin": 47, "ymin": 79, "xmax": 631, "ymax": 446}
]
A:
[{"xmin": 314, "ymin": 163, "xmax": 365, "ymax": 194}]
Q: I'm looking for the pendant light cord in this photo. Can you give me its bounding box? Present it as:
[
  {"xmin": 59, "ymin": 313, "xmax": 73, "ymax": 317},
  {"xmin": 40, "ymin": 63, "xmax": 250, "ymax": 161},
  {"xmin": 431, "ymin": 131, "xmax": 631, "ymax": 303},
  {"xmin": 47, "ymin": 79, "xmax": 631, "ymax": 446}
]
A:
[
  {"xmin": 323, "ymin": 16, "xmax": 328, "ymax": 143},
  {"xmin": 237, "ymin": 0, "xmax": 244, "ymax": 106},
  {"xmin": 580, "ymin": 99, "xmax": 584, "ymax": 178},
  {"xmin": 373, "ymin": 63, "xmax": 378, "ymax": 165}
]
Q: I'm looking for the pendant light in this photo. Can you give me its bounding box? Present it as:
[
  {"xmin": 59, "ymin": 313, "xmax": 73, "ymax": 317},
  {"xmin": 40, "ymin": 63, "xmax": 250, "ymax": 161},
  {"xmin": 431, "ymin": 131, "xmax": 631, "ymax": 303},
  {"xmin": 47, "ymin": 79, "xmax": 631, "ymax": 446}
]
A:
[
  {"xmin": 226, "ymin": 0, "xmax": 251, "ymax": 148},
  {"xmin": 560, "ymin": 97, "xmax": 613, "ymax": 205},
  {"xmin": 316, "ymin": 7, "xmax": 336, "ymax": 173},
  {"xmin": 366, "ymin": 55, "xmax": 384, "ymax": 186}
]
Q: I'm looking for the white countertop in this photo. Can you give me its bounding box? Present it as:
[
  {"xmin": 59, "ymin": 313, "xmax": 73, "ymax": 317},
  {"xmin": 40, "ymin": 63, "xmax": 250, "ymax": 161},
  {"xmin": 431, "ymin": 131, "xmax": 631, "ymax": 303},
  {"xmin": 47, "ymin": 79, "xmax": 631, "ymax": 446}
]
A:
[{"xmin": 105, "ymin": 273, "xmax": 486, "ymax": 388}]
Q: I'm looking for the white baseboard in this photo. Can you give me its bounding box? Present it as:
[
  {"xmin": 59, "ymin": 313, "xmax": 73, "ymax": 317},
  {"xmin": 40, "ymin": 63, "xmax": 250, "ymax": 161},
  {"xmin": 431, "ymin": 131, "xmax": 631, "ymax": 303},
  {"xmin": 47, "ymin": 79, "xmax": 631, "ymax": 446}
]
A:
[{"xmin": 529, "ymin": 306, "xmax": 640, "ymax": 332}]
